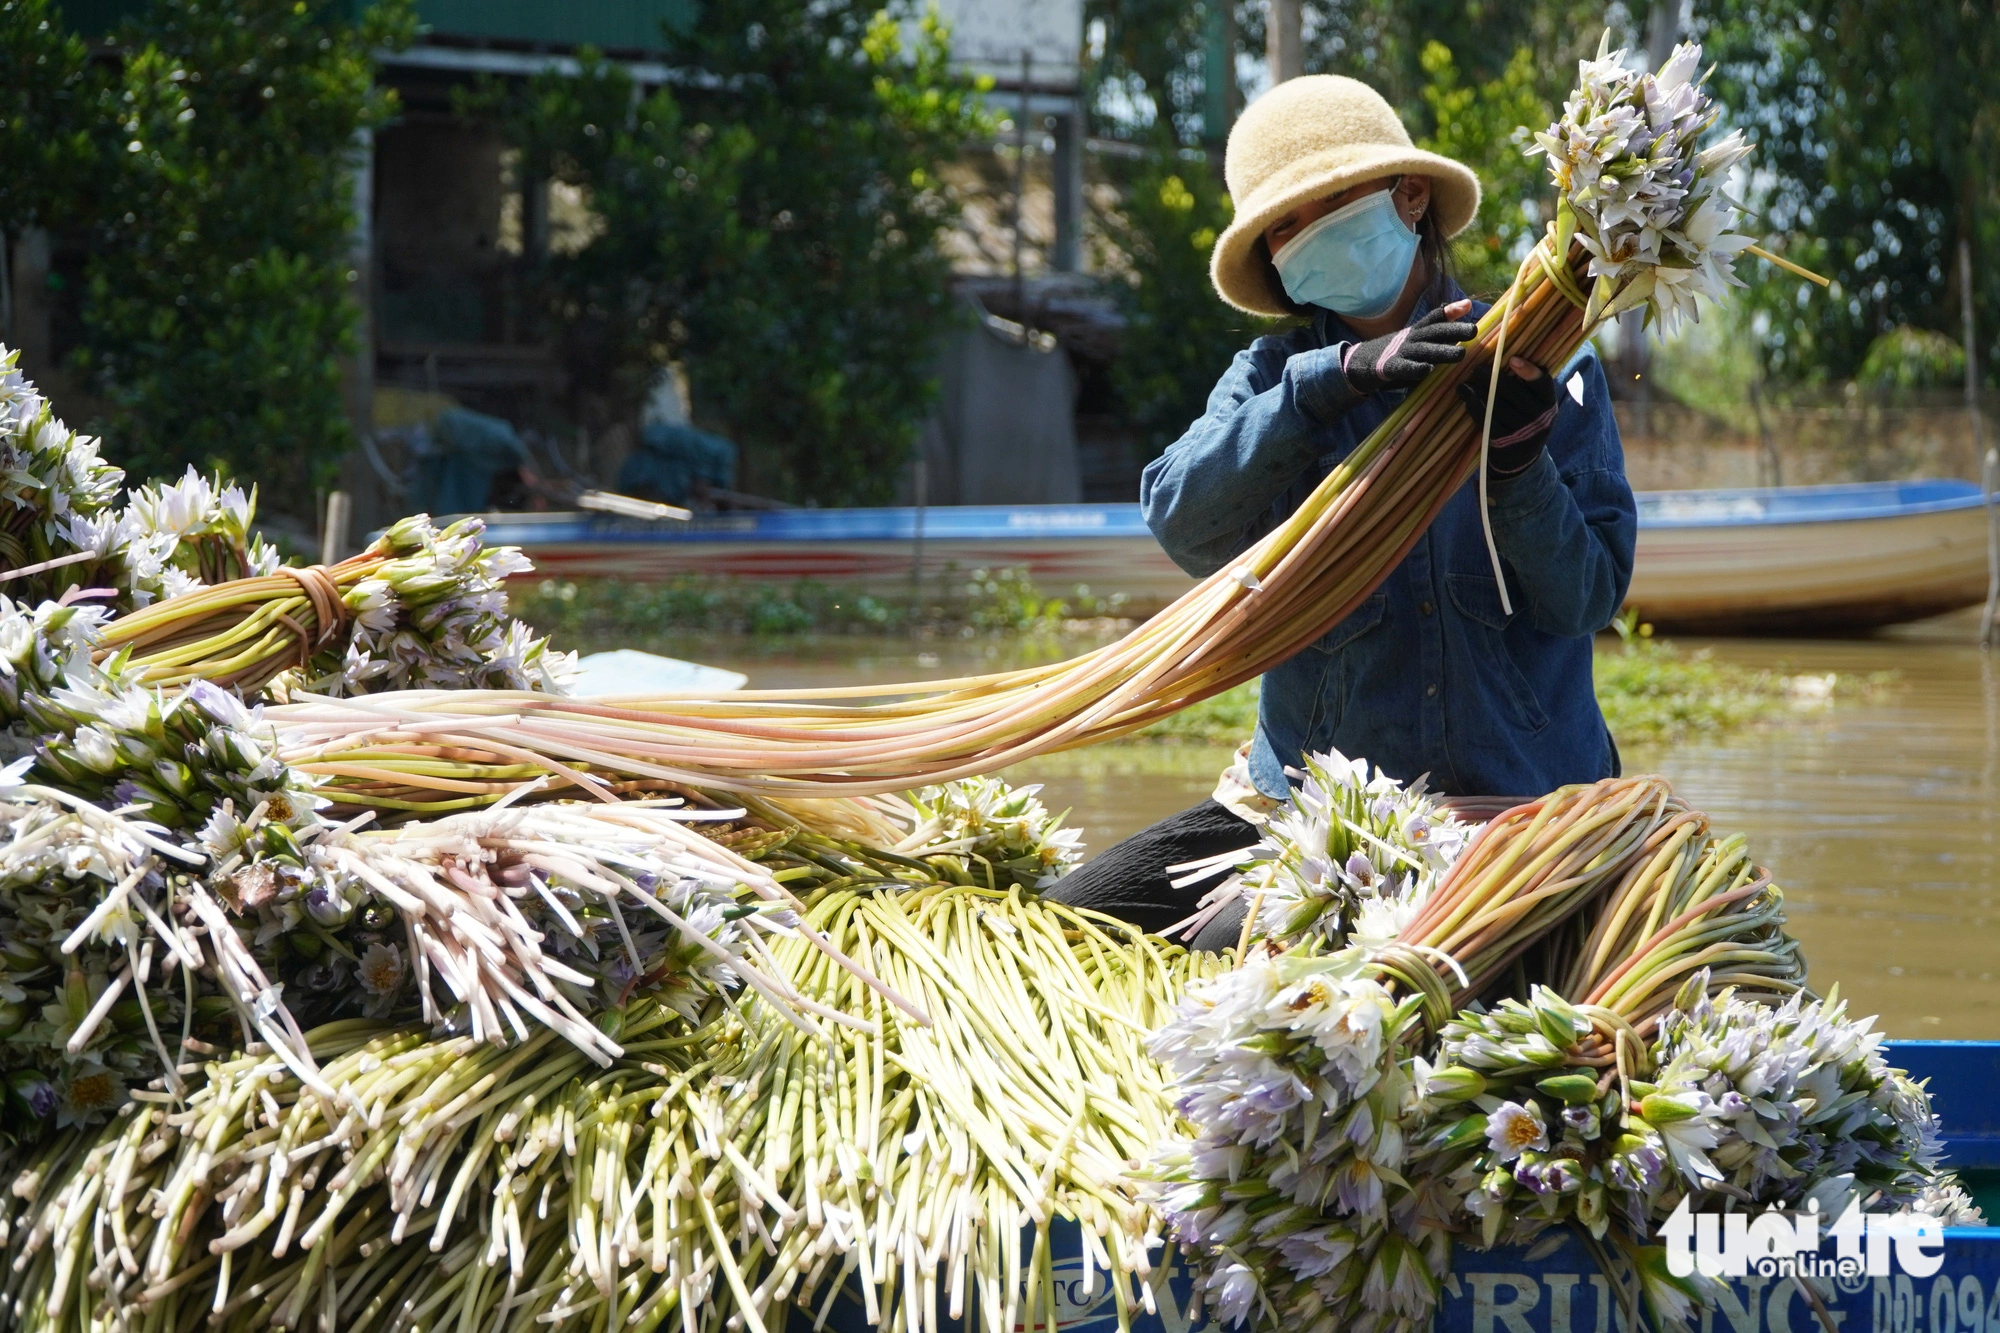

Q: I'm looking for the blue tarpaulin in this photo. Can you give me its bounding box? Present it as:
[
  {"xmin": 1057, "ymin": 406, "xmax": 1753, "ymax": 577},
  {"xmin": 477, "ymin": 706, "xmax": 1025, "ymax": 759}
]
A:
[
  {"xmin": 409, "ymin": 407, "xmax": 529, "ymax": 517},
  {"xmin": 619, "ymin": 423, "xmax": 737, "ymax": 507}
]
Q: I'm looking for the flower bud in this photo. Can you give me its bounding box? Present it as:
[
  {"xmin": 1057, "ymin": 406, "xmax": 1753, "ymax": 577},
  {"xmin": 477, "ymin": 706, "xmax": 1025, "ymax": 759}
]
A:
[
  {"xmin": 7, "ymin": 1070, "xmax": 55, "ymax": 1119},
  {"xmin": 1537, "ymin": 1072, "xmax": 1601, "ymax": 1105},
  {"xmin": 1576, "ymin": 1179, "xmax": 1609, "ymax": 1233},
  {"xmin": 1535, "ymin": 996, "xmax": 1585, "ymax": 1050},
  {"xmin": 302, "ymin": 880, "xmax": 350, "ymax": 924},
  {"xmin": 1638, "ymin": 1092, "xmax": 1704, "ymax": 1125},
  {"xmin": 1423, "ymin": 1065, "xmax": 1486, "ymax": 1102}
]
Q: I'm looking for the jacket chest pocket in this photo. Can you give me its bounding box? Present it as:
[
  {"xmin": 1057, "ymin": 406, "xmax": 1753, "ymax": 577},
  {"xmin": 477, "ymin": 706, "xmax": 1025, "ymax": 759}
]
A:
[
  {"xmin": 1310, "ymin": 591, "xmax": 1388, "ymax": 656},
  {"xmin": 1298, "ymin": 590, "xmax": 1388, "ymax": 744},
  {"xmin": 1304, "ymin": 588, "xmax": 1384, "ymax": 656},
  {"xmin": 1445, "ymin": 573, "xmax": 1550, "ymax": 734}
]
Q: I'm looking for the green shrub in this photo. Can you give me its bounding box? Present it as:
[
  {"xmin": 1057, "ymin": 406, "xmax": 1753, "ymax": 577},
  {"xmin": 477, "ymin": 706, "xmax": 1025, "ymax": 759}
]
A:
[
  {"xmin": 485, "ymin": 4, "xmax": 988, "ymax": 506},
  {"xmin": 1856, "ymin": 326, "xmax": 1967, "ymax": 393},
  {"xmin": 1097, "ymin": 151, "xmax": 1273, "ymax": 463},
  {"xmin": 68, "ymin": 0, "xmax": 415, "ymax": 511}
]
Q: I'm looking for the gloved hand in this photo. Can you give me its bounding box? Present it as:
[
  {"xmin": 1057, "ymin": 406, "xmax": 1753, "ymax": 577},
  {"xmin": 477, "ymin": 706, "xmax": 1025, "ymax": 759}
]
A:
[
  {"xmin": 1340, "ymin": 302, "xmax": 1480, "ymax": 396},
  {"xmin": 1457, "ymin": 357, "xmax": 1558, "ymax": 477}
]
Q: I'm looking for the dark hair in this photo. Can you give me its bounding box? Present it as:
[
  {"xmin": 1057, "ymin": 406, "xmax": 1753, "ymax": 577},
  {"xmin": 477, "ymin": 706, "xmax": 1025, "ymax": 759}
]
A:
[
  {"xmin": 1257, "ymin": 181, "xmax": 1456, "ymax": 321},
  {"xmin": 1417, "ymin": 206, "xmax": 1454, "ymax": 290}
]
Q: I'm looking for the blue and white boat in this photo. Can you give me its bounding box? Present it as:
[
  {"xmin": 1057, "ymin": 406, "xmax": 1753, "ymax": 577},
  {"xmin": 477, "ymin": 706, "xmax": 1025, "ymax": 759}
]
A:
[
  {"xmin": 477, "ymin": 479, "xmax": 1995, "ymax": 634},
  {"xmin": 1628, "ymin": 479, "xmax": 1991, "ymax": 633}
]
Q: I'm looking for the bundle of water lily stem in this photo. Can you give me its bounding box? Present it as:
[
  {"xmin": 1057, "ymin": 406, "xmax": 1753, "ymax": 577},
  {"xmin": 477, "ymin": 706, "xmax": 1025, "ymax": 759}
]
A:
[{"xmin": 0, "ymin": 34, "xmax": 1971, "ymax": 1333}]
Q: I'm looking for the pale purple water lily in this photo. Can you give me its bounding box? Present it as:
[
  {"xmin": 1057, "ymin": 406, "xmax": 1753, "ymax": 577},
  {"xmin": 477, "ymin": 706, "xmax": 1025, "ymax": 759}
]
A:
[
  {"xmin": 1652, "ymin": 974, "xmax": 1961, "ymax": 1209},
  {"xmin": 1274, "ymin": 1226, "xmax": 1356, "ymax": 1279},
  {"xmin": 1205, "ymin": 1260, "xmax": 1262, "ymax": 1327}
]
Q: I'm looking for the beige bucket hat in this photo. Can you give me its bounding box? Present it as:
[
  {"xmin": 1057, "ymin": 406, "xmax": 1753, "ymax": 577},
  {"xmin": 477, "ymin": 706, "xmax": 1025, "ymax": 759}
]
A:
[{"xmin": 1211, "ymin": 75, "xmax": 1482, "ymax": 317}]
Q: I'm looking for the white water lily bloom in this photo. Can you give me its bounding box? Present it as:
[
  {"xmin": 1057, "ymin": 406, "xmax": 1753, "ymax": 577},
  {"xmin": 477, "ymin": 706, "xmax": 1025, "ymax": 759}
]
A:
[
  {"xmin": 897, "ymin": 776, "xmax": 1085, "ymax": 889},
  {"xmin": 156, "ymin": 567, "xmax": 203, "ymax": 600},
  {"xmin": 69, "ymin": 725, "xmax": 121, "ymax": 775},
  {"xmin": 129, "ymin": 468, "xmax": 216, "ymax": 537},
  {"xmin": 1229, "ymin": 748, "xmax": 1469, "ymax": 948},
  {"xmin": 297, "ymin": 514, "xmax": 570, "ymax": 697},
  {"xmin": 1530, "ymin": 38, "xmax": 1756, "ymax": 333},
  {"xmin": 0, "ymin": 597, "xmax": 106, "ymax": 723},
  {"xmin": 1485, "ymin": 1101, "xmax": 1549, "ymax": 1161},
  {"xmin": 1265, "ymin": 969, "xmax": 1400, "ymax": 1094},
  {"xmin": 1148, "ymin": 942, "xmax": 1435, "ymax": 1331},
  {"xmin": 1347, "ymin": 891, "xmax": 1422, "ymax": 953},
  {"xmin": 1907, "ymin": 1177, "xmax": 1986, "ymax": 1227}
]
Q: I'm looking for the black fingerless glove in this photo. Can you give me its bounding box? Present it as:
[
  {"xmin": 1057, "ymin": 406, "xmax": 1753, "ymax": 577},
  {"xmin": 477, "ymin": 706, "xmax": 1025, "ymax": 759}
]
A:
[
  {"xmin": 1341, "ymin": 306, "xmax": 1480, "ymax": 395},
  {"xmin": 1456, "ymin": 366, "xmax": 1558, "ymax": 477}
]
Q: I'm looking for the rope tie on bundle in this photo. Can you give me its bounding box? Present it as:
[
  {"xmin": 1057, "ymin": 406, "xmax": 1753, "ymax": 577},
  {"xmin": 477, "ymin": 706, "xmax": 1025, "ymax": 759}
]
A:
[{"xmin": 275, "ymin": 564, "xmax": 348, "ymax": 668}]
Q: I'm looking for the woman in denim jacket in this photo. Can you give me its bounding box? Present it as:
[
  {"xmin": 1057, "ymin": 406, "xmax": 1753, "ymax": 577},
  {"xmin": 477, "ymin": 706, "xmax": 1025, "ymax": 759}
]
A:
[{"xmin": 1047, "ymin": 74, "xmax": 1635, "ymax": 947}]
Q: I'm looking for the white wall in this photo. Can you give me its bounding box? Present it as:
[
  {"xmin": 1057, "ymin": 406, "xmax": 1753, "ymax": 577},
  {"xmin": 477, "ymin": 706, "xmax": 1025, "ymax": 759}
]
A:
[{"xmin": 912, "ymin": 0, "xmax": 1082, "ymax": 89}]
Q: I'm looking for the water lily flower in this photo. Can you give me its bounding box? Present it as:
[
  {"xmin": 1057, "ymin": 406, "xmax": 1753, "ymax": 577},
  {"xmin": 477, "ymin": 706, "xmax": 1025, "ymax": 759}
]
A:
[{"xmin": 1486, "ymin": 1101, "xmax": 1549, "ymax": 1161}]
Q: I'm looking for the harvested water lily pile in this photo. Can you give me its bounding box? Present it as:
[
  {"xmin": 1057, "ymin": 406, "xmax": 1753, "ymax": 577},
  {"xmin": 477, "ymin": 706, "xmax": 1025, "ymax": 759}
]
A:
[
  {"xmin": 1148, "ymin": 753, "xmax": 1974, "ymax": 1333},
  {"xmin": 0, "ymin": 33, "xmax": 1969, "ymax": 1333}
]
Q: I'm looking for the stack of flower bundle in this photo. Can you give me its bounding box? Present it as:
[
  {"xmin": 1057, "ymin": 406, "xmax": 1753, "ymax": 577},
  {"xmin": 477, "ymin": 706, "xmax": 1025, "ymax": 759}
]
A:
[{"xmin": 1148, "ymin": 751, "xmax": 1965, "ymax": 1333}]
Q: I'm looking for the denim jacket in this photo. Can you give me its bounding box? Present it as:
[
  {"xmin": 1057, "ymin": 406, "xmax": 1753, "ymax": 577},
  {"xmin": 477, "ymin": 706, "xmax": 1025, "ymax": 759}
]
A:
[{"xmin": 1140, "ymin": 280, "xmax": 1636, "ymax": 799}]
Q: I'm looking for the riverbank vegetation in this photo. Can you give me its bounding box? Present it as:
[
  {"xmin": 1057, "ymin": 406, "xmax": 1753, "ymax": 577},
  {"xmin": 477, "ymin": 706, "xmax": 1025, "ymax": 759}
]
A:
[
  {"xmin": 512, "ymin": 569, "xmax": 1136, "ymax": 641},
  {"xmin": 1591, "ymin": 614, "xmax": 1887, "ymax": 745}
]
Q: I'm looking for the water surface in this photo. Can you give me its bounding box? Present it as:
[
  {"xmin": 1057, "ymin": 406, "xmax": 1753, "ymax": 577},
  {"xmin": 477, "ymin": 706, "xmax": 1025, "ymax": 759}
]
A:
[{"xmin": 637, "ymin": 613, "xmax": 2000, "ymax": 1038}]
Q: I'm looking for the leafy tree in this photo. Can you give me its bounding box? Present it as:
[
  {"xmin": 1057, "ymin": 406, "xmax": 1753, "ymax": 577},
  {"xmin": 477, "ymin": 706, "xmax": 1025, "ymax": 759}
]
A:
[
  {"xmin": 495, "ymin": 4, "xmax": 986, "ymax": 506},
  {"xmin": 1085, "ymin": 0, "xmax": 1221, "ymax": 144},
  {"xmin": 1414, "ymin": 42, "xmax": 1555, "ymax": 298},
  {"xmin": 0, "ymin": 0, "xmax": 93, "ymax": 234},
  {"xmin": 485, "ymin": 60, "xmax": 758, "ymax": 430},
  {"xmin": 1696, "ymin": 0, "xmax": 2000, "ymax": 384},
  {"xmin": 1097, "ymin": 149, "xmax": 1274, "ymax": 460},
  {"xmin": 1082, "ymin": 1, "xmax": 1615, "ymax": 463},
  {"xmin": 71, "ymin": 0, "xmax": 414, "ymax": 508}
]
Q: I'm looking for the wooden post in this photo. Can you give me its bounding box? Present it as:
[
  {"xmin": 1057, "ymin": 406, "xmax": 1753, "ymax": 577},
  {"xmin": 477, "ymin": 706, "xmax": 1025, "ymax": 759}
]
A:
[
  {"xmin": 1750, "ymin": 378, "xmax": 1781, "ymax": 488},
  {"xmin": 1966, "ymin": 236, "xmax": 1996, "ymax": 646},
  {"xmin": 1012, "ymin": 50, "xmax": 1033, "ymax": 325},
  {"xmin": 322, "ymin": 490, "xmax": 352, "ymax": 567},
  {"xmin": 1267, "ymin": 0, "xmax": 1303, "ymax": 85},
  {"xmin": 1051, "ymin": 109, "xmax": 1083, "ymax": 272}
]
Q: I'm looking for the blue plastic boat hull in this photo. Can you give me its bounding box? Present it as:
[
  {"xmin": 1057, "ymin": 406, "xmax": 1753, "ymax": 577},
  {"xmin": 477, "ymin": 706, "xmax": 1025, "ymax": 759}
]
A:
[{"xmin": 479, "ymin": 480, "xmax": 1995, "ymax": 632}]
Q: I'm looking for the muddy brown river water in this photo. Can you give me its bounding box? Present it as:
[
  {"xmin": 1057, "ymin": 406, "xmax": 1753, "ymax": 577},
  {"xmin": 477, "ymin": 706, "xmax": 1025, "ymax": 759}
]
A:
[{"xmin": 627, "ymin": 610, "xmax": 2000, "ymax": 1038}]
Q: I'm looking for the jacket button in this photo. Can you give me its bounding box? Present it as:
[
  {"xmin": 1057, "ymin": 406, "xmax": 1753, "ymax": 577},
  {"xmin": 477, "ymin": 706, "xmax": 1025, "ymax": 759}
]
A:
[
  {"xmin": 1420, "ymin": 600, "xmax": 1435, "ymax": 615},
  {"xmin": 1425, "ymin": 683, "xmax": 1439, "ymax": 698}
]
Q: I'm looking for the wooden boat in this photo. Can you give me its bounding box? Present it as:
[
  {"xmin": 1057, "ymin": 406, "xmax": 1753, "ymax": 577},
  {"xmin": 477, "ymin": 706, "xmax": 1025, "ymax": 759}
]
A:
[
  {"xmin": 1629, "ymin": 479, "xmax": 1993, "ymax": 634},
  {"xmin": 479, "ymin": 478, "xmax": 1996, "ymax": 634}
]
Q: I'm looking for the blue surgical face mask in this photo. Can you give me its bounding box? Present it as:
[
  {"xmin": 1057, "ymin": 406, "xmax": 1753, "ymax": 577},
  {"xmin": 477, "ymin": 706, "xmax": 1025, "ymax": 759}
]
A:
[{"xmin": 1271, "ymin": 188, "xmax": 1421, "ymax": 318}]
